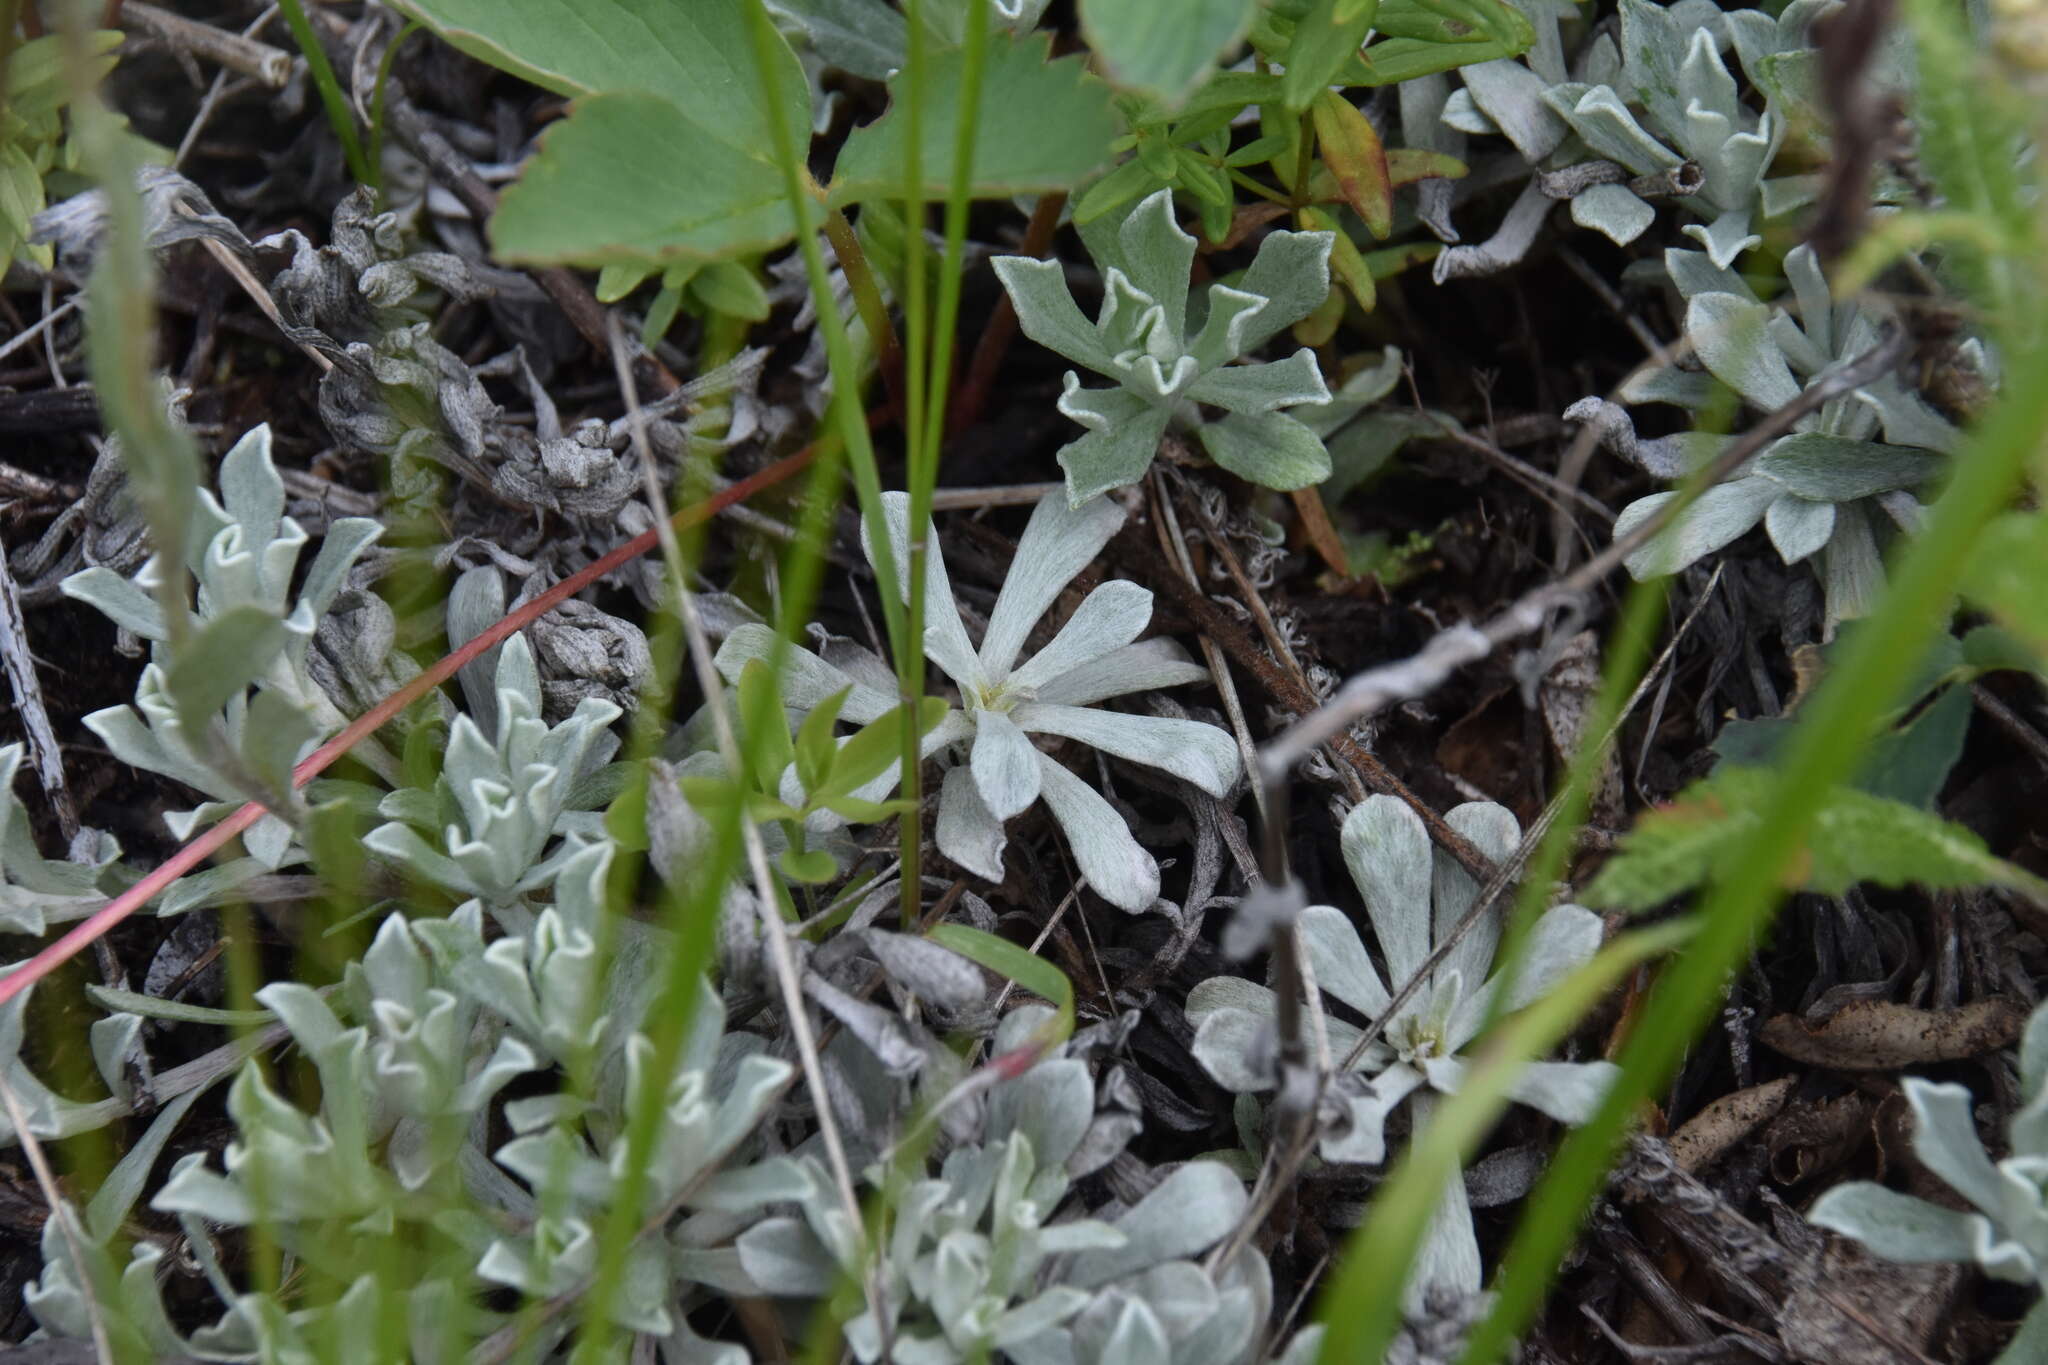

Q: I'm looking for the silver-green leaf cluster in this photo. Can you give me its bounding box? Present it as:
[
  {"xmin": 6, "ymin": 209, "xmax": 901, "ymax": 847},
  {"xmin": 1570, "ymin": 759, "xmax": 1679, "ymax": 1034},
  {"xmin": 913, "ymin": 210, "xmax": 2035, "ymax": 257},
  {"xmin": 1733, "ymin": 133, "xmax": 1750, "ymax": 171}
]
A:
[{"xmin": 993, "ymin": 188, "xmax": 1333, "ymax": 504}]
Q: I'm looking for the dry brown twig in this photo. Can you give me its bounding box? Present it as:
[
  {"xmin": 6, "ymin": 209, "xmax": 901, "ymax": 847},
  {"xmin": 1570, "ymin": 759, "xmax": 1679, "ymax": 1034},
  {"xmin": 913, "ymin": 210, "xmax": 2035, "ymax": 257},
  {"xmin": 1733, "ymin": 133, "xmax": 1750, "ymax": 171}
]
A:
[{"xmin": 119, "ymin": 1, "xmax": 292, "ymax": 88}]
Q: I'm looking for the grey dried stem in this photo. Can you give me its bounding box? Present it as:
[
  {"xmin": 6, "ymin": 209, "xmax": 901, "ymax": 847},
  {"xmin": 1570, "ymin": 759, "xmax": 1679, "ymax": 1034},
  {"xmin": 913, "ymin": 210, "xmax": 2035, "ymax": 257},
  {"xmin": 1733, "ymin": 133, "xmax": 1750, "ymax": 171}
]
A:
[{"xmin": 119, "ymin": 1, "xmax": 292, "ymax": 88}]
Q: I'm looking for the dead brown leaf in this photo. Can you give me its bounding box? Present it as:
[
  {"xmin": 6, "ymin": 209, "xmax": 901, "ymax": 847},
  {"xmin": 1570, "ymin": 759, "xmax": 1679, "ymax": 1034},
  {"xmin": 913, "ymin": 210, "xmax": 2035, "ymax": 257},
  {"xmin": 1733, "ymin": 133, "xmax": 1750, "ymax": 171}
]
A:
[
  {"xmin": 1669, "ymin": 1076, "xmax": 1797, "ymax": 1174},
  {"xmin": 1760, "ymin": 997, "xmax": 2026, "ymax": 1071},
  {"xmin": 1765, "ymin": 1089, "xmax": 1877, "ymax": 1186}
]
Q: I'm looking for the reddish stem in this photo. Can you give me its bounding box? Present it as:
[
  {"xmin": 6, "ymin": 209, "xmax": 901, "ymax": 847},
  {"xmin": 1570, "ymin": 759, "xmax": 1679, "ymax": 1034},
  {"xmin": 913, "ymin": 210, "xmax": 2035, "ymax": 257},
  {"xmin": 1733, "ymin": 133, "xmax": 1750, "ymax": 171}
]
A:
[
  {"xmin": 947, "ymin": 192, "xmax": 1065, "ymax": 438},
  {"xmin": 0, "ymin": 437, "xmax": 841, "ymax": 1006}
]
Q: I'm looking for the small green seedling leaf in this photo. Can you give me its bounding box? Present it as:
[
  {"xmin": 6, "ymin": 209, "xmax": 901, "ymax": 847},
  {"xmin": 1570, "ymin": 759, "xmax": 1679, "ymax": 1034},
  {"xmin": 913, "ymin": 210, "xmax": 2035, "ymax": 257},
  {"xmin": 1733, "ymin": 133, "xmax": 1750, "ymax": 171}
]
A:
[
  {"xmin": 680, "ymin": 775, "xmax": 740, "ymax": 813},
  {"xmin": 777, "ymin": 847, "xmax": 840, "ymax": 885},
  {"xmin": 737, "ymin": 660, "xmax": 796, "ymax": 795},
  {"xmin": 691, "ymin": 259, "xmax": 771, "ymax": 321},
  {"xmin": 817, "ymin": 697, "xmax": 951, "ymax": 801},
  {"xmin": 818, "ymin": 794, "xmax": 909, "ymax": 823},
  {"xmin": 794, "ymin": 686, "xmax": 854, "ymax": 794},
  {"xmin": 745, "ymin": 794, "xmax": 805, "ymax": 826}
]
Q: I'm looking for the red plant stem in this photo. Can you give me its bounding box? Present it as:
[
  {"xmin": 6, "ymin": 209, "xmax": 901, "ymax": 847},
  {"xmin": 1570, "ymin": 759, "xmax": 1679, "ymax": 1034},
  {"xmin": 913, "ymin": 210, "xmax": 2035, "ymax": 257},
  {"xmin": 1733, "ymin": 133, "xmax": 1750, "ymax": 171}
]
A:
[
  {"xmin": 948, "ymin": 191, "xmax": 1065, "ymax": 437},
  {"xmin": 0, "ymin": 438, "xmax": 838, "ymax": 1006}
]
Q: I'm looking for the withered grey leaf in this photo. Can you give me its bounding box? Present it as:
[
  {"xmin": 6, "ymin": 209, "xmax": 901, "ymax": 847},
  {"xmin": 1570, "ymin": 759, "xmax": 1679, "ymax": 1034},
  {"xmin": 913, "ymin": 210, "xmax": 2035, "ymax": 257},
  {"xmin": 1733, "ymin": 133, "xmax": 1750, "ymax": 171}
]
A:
[
  {"xmin": 858, "ymin": 929, "xmax": 986, "ymax": 1015},
  {"xmin": 32, "ymin": 166, "xmax": 251, "ymax": 271},
  {"xmin": 803, "ymin": 972, "xmax": 925, "ymax": 1077},
  {"xmin": 520, "ymin": 592, "xmax": 653, "ymax": 718},
  {"xmin": 446, "ymin": 565, "xmax": 508, "ymax": 736}
]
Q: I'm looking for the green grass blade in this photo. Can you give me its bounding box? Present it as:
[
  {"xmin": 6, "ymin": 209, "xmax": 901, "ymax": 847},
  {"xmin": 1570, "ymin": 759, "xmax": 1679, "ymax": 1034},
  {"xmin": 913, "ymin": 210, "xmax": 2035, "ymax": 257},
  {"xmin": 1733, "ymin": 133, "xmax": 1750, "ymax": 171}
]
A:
[{"xmin": 275, "ymin": 0, "xmax": 376, "ymax": 188}]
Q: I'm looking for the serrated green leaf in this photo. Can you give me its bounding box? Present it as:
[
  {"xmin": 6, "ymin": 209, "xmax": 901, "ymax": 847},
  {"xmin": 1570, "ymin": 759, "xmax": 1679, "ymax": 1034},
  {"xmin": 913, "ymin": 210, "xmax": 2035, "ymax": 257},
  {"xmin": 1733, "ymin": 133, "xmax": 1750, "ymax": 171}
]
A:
[
  {"xmin": 1585, "ymin": 767, "xmax": 2048, "ymax": 909},
  {"xmin": 828, "ymin": 31, "xmax": 1118, "ymax": 206},
  {"xmin": 163, "ymin": 606, "xmax": 290, "ymax": 744},
  {"xmin": 1079, "ymin": 0, "xmax": 1258, "ymax": 107},
  {"xmin": 489, "ymin": 91, "xmax": 800, "ymax": 267},
  {"xmin": 388, "ymin": 0, "xmax": 808, "ymax": 152},
  {"xmin": 763, "ymin": 0, "xmax": 907, "ymax": 81}
]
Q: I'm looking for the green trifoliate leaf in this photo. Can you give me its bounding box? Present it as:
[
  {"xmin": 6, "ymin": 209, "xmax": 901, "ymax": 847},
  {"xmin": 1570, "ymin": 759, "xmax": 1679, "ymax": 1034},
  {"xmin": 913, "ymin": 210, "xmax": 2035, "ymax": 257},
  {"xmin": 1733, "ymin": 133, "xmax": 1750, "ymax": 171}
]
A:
[
  {"xmin": 764, "ymin": 0, "xmax": 907, "ymax": 81},
  {"xmin": 389, "ymin": 0, "xmax": 809, "ymax": 151},
  {"xmin": 490, "ymin": 92, "xmax": 799, "ymax": 268},
  {"xmin": 1079, "ymin": 0, "xmax": 1258, "ymax": 106},
  {"xmin": 828, "ymin": 31, "xmax": 1118, "ymax": 206}
]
